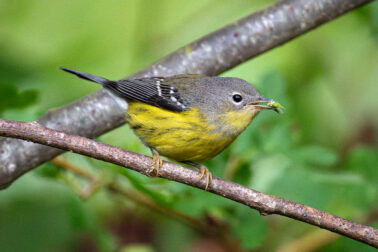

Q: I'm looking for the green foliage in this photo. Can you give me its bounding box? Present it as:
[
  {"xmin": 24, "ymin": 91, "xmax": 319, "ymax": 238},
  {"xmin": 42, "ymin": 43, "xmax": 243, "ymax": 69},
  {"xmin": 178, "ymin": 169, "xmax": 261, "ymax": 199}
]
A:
[
  {"xmin": 287, "ymin": 145, "xmax": 338, "ymax": 167},
  {"xmin": 0, "ymin": 177, "xmax": 116, "ymax": 252},
  {"xmin": 231, "ymin": 207, "xmax": 267, "ymax": 249},
  {"xmin": 35, "ymin": 162, "xmax": 62, "ymax": 179},
  {"xmin": 344, "ymin": 147, "xmax": 378, "ymax": 184},
  {"xmin": 0, "ymin": 1, "xmax": 377, "ymax": 251},
  {"xmin": 0, "ymin": 83, "xmax": 38, "ymax": 114}
]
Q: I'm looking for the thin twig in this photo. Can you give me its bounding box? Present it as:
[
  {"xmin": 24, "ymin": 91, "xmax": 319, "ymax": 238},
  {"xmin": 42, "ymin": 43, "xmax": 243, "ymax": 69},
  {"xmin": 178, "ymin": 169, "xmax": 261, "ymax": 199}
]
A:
[
  {"xmin": 107, "ymin": 184, "xmax": 240, "ymax": 251},
  {"xmin": 52, "ymin": 156, "xmax": 240, "ymax": 250},
  {"xmin": 52, "ymin": 157, "xmax": 217, "ymax": 235},
  {"xmin": 276, "ymin": 209, "xmax": 378, "ymax": 252},
  {"xmin": 52, "ymin": 157, "xmax": 96, "ymax": 182},
  {"xmin": 0, "ymin": 119, "xmax": 376, "ymax": 248},
  {"xmin": 51, "ymin": 157, "xmax": 103, "ymax": 199},
  {"xmin": 275, "ymin": 230, "xmax": 340, "ymax": 252}
]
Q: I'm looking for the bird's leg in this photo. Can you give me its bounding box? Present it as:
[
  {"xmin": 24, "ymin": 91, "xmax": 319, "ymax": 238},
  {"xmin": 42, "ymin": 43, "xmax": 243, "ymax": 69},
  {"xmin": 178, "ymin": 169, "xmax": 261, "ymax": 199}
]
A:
[
  {"xmin": 148, "ymin": 148, "xmax": 162, "ymax": 177},
  {"xmin": 183, "ymin": 161, "xmax": 213, "ymax": 190}
]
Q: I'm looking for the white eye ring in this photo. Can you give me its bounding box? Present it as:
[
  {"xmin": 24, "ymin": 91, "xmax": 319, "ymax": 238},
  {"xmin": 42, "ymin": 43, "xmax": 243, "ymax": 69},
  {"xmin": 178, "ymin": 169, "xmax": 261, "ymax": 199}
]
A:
[{"xmin": 232, "ymin": 92, "xmax": 243, "ymax": 104}]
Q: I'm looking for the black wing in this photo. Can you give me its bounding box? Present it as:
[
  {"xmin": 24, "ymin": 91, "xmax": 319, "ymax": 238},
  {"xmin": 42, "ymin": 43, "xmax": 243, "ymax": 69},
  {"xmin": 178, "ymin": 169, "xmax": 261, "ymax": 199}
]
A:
[
  {"xmin": 105, "ymin": 78, "xmax": 187, "ymax": 112},
  {"xmin": 60, "ymin": 67, "xmax": 187, "ymax": 112}
]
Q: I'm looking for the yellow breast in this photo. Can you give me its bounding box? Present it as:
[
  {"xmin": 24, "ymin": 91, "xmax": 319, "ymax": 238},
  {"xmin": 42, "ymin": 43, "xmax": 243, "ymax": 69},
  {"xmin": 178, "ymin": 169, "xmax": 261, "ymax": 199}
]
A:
[{"xmin": 126, "ymin": 101, "xmax": 258, "ymax": 162}]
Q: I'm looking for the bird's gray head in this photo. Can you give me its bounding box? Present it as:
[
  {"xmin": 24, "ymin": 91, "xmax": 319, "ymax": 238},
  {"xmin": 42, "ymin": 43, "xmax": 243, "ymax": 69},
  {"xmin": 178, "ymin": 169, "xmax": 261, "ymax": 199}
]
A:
[
  {"xmin": 190, "ymin": 77, "xmax": 266, "ymax": 113},
  {"xmin": 179, "ymin": 76, "xmax": 283, "ymax": 133}
]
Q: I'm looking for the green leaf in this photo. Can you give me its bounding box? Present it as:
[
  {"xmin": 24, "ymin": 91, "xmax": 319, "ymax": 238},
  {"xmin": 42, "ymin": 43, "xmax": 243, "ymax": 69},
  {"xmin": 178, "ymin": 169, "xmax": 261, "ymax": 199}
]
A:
[
  {"xmin": 344, "ymin": 147, "xmax": 378, "ymax": 184},
  {"xmin": 101, "ymin": 161, "xmax": 172, "ymax": 207},
  {"xmin": 0, "ymin": 82, "xmax": 38, "ymax": 114},
  {"xmin": 260, "ymin": 124, "xmax": 295, "ymax": 153},
  {"xmin": 288, "ymin": 145, "xmax": 338, "ymax": 167},
  {"xmin": 35, "ymin": 162, "xmax": 62, "ymax": 179},
  {"xmin": 173, "ymin": 186, "xmax": 231, "ymax": 218},
  {"xmin": 118, "ymin": 168, "xmax": 172, "ymax": 207},
  {"xmin": 231, "ymin": 207, "xmax": 267, "ymax": 249},
  {"xmin": 250, "ymin": 154, "xmax": 291, "ymax": 192}
]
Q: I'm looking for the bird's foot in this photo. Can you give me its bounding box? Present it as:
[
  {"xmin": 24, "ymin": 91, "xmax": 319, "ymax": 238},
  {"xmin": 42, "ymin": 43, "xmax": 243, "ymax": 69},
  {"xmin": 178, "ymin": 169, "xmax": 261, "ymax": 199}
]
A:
[
  {"xmin": 148, "ymin": 149, "xmax": 162, "ymax": 177},
  {"xmin": 198, "ymin": 165, "xmax": 213, "ymax": 190},
  {"xmin": 183, "ymin": 161, "xmax": 213, "ymax": 190}
]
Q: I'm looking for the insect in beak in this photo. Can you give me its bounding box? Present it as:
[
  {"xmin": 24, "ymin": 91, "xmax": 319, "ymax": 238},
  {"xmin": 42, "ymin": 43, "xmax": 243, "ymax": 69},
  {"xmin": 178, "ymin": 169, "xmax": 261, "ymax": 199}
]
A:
[{"xmin": 247, "ymin": 98, "xmax": 284, "ymax": 114}]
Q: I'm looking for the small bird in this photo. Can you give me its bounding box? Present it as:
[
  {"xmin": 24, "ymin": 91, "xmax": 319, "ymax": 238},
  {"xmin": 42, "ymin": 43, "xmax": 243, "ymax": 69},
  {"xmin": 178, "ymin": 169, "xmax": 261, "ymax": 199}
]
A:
[{"xmin": 60, "ymin": 67, "xmax": 282, "ymax": 189}]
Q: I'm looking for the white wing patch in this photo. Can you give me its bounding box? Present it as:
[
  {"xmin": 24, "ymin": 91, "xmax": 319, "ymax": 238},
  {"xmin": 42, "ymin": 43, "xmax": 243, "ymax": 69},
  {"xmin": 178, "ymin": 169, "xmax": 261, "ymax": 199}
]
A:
[
  {"xmin": 156, "ymin": 80, "xmax": 162, "ymax": 96},
  {"xmin": 106, "ymin": 77, "xmax": 188, "ymax": 112}
]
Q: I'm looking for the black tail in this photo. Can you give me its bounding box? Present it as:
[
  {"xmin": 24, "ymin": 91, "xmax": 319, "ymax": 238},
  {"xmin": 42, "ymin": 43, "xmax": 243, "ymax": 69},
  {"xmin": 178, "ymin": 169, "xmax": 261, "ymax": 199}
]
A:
[{"xmin": 60, "ymin": 67, "xmax": 109, "ymax": 86}]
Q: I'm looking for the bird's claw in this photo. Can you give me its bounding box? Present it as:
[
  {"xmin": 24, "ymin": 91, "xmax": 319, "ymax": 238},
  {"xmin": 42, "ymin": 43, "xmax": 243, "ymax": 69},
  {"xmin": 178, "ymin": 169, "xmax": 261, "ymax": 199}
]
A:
[
  {"xmin": 148, "ymin": 149, "xmax": 162, "ymax": 177},
  {"xmin": 198, "ymin": 165, "xmax": 213, "ymax": 190}
]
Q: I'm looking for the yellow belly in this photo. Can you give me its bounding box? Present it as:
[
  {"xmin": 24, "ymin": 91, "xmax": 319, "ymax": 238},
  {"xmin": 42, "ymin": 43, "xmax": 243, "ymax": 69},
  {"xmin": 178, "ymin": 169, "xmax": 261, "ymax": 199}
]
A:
[{"xmin": 126, "ymin": 102, "xmax": 237, "ymax": 162}]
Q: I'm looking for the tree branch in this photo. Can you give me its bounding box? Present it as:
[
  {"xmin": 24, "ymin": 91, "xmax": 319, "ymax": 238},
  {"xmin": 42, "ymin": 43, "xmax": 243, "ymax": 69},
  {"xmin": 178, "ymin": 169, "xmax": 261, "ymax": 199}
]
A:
[
  {"xmin": 0, "ymin": 0, "xmax": 373, "ymax": 188},
  {"xmin": 53, "ymin": 157, "xmax": 239, "ymax": 249},
  {"xmin": 52, "ymin": 157, "xmax": 211, "ymax": 233},
  {"xmin": 0, "ymin": 119, "xmax": 377, "ymax": 248}
]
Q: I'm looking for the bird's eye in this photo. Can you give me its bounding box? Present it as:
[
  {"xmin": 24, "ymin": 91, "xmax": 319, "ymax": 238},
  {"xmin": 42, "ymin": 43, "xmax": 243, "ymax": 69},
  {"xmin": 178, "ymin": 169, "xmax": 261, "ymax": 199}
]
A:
[{"xmin": 232, "ymin": 94, "xmax": 243, "ymax": 103}]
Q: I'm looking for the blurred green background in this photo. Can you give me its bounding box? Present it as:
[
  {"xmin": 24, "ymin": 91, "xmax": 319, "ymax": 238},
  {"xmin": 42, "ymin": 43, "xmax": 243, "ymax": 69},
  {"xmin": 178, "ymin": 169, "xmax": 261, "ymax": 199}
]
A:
[{"xmin": 0, "ymin": 1, "xmax": 377, "ymax": 251}]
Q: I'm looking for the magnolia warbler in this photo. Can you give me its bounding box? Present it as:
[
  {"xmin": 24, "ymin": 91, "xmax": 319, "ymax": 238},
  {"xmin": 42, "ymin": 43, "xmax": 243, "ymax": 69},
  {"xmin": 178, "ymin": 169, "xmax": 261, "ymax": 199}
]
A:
[{"xmin": 60, "ymin": 67, "xmax": 283, "ymax": 189}]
